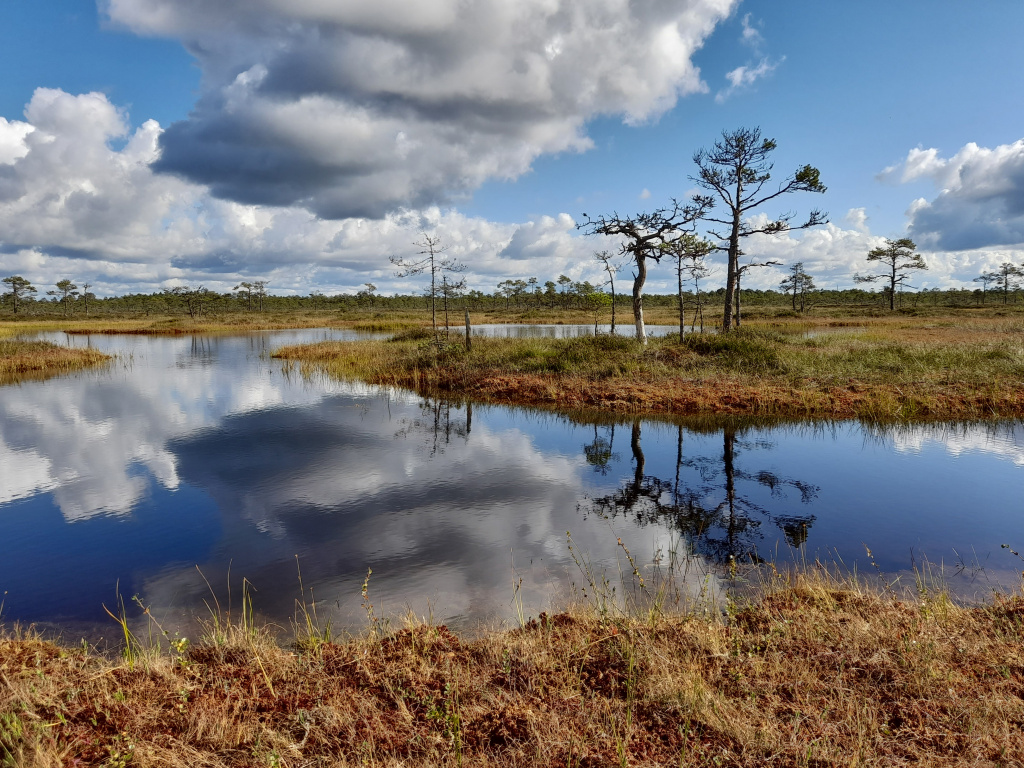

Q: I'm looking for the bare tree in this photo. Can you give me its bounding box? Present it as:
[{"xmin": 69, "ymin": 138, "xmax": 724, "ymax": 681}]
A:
[
  {"xmin": 692, "ymin": 127, "xmax": 826, "ymax": 331},
  {"xmin": 854, "ymin": 238, "xmax": 926, "ymax": 310},
  {"xmin": 2, "ymin": 275, "xmax": 37, "ymax": 314},
  {"xmin": 81, "ymin": 282, "xmax": 93, "ymax": 317},
  {"xmin": 391, "ymin": 233, "xmax": 465, "ymax": 341},
  {"xmin": 593, "ymin": 250, "xmax": 625, "ymax": 333},
  {"xmin": 664, "ymin": 234, "xmax": 715, "ymax": 337},
  {"xmin": 438, "ymin": 273, "xmax": 467, "ymax": 338},
  {"xmin": 579, "ymin": 198, "xmax": 711, "ymax": 344}
]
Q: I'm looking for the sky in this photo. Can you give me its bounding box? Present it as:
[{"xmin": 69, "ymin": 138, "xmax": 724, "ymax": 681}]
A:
[{"xmin": 1, "ymin": 0, "xmax": 1024, "ymax": 297}]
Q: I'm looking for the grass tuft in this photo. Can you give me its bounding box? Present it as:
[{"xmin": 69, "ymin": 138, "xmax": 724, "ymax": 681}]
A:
[
  {"xmin": 1, "ymin": 562, "xmax": 1021, "ymax": 767},
  {"xmin": 276, "ymin": 313, "xmax": 1024, "ymax": 420},
  {"xmin": 0, "ymin": 339, "xmax": 111, "ymax": 385}
]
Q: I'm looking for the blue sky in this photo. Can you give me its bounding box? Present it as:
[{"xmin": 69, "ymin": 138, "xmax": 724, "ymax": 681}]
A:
[{"xmin": 2, "ymin": 0, "xmax": 1023, "ymax": 296}]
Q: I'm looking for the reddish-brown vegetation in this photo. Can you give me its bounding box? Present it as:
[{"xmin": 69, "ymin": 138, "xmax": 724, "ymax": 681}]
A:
[{"xmin": 2, "ymin": 578, "xmax": 1022, "ymax": 766}]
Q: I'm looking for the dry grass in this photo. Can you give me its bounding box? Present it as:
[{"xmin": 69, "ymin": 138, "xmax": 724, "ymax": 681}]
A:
[
  {"xmin": 1, "ymin": 569, "xmax": 1022, "ymax": 767},
  {"xmin": 0, "ymin": 339, "xmax": 111, "ymax": 385},
  {"xmin": 274, "ymin": 315, "xmax": 1024, "ymax": 421}
]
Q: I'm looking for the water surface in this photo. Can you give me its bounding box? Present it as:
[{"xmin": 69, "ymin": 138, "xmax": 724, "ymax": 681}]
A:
[{"xmin": 1, "ymin": 329, "xmax": 1021, "ymax": 639}]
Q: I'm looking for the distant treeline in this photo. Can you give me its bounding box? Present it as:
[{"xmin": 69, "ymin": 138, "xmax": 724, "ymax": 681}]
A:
[{"xmin": 1, "ymin": 279, "xmax": 1020, "ymax": 318}]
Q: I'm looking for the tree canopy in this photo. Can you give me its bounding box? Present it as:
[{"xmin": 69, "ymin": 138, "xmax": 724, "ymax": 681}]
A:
[
  {"xmin": 692, "ymin": 127, "xmax": 826, "ymax": 331},
  {"xmin": 854, "ymin": 238, "xmax": 926, "ymax": 310}
]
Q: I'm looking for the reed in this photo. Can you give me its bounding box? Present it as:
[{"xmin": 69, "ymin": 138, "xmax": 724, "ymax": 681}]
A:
[{"xmin": 0, "ymin": 339, "xmax": 111, "ymax": 385}]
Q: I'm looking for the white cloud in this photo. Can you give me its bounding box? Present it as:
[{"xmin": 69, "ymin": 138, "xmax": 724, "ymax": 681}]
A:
[
  {"xmin": 0, "ymin": 88, "xmax": 610, "ymax": 296},
  {"xmin": 2, "ymin": 94, "xmax": 1013, "ymax": 296},
  {"xmin": 882, "ymin": 139, "xmax": 1024, "ymax": 251},
  {"xmin": 0, "ymin": 117, "xmax": 33, "ymax": 166},
  {"xmin": 715, "ymin": 56, "xmax": 783, "ymax": 103},
  {"xmin": 844, "ymin": 207, "xmax": 869, "ymax": 234},
  {"xmin": 689, "ymin": 207, "xmax": 1024, "ymax": 293},
  {"xmin": 893, "ymin": 425, "xmax": 1024, "ymax": 467},
  {"xmin": 0, "ymin": 332, "xmax": 334, "ymax": 520},
  {"xmin": 740, "ymin": 13, "xmax": 763, "ymax": 49},
  {"xmin": 100, "ymin": 0, "xmax": 737, "ymax": 219}
]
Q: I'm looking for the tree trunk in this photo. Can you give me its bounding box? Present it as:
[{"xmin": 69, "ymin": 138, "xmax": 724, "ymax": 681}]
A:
[
  {"xmin": 677, "ymin": 260, "xmax": 685, "ymax": 339},
  {"xmin": 722, "ymin": 196, "xmax": 742, "ymax": 331},
  {"xmin": 442, "ymin": 279, "xmax": 450, "ymax": 340},
  {"xmin": 430, "ymin": 258, "xmax": 437, "ymax": 339},
  {"xmin": 632, "ymin": 253, "xmax": 648, "ymax": 345},
  {"xmin": 630, "ymin": 420, "xmax": 645, "ymax": 495},
  {"xmin": 734, "ymin": 271, "xmax": 742, "ymax": 328},
  {"xmin": 609, "ymin": 274, "xmax": 616, "ymax": 334},
  {"xmin": 722, "ymin": 428, "xmax": 738, "ymax": 561}
]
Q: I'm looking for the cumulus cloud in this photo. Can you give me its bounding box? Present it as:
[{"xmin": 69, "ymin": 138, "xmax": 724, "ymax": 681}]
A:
[
  {"xmin": 1, "ymin": 92, "xmax": 1009, "ymax": 295},
  {"xmin": 0, "ymin": 117, "xmax": 33, "ymax": 166},
  {"xmin": 882, "ymin": 140, "xmax": 1024, "ymax": 251},
  {"xmin": 700, "ymin": 207, "xmax": 1024, "ymax": 292},
  {"xmin": 102, "ymin": 0, "xmax": 736, "ymax": 218},
  {"xmin": 844, "ymin": 207, "xmax": 870, "ymax": 234},
  {"xmin": 0, "ymin": 88, "xmax": 603, "ymax": 295},
  {"xmin": 716, "ymin": 214, "xmax": 881, "ymax": 290}
]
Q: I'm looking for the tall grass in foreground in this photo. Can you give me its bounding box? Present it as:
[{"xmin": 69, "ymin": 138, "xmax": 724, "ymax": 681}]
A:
[{"xmin": 1, "ymin": 543, "xmax": 1022, "ymax": 767}]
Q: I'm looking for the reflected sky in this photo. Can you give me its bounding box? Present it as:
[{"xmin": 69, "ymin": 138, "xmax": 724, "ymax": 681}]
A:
[{"xmin": 1, "ymin": 329, "xmax": 1022, "ymax": 639}]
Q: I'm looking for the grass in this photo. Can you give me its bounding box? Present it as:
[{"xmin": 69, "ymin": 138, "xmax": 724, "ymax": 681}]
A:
[
  {"xmin": 274, "ymin": 314, "xmax": 1024, "ymax": 421},
  {"xmin": 1, "ymin": 561, "xmax": 1021, "ymax": 767},
  {"xmin": 0, "ymin": 339, "xmax": 111, "ymax": 385}
]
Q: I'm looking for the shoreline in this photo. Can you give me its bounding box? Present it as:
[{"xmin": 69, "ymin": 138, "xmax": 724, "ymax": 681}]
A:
[
  {"xmin": 1, "ymin": 572, "xmax": 1020, "ymax": 766},
  {"xmin": 6, "ymin": 309, "xmax": 1024, "ymax": 420},
  {"xmin": 0, "ymin": 338, "xmax": 112, "ymax": 385},
  {"xmin": 274, "ymin": 320, "xmax": 1024, "ymax": 421}
]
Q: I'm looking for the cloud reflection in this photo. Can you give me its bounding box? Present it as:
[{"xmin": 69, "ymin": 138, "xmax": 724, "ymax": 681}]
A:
[
  {"xmin": 0, "ymin": 332, "xmax": 708, "ymax": 633},
  {"xmin": 0, "ymin": 332, "xmax": 338, "ymax": 519}
]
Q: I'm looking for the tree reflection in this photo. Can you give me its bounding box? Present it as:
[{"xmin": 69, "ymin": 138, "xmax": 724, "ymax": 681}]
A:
[
  {"xmin": 586, "ymin": 420, "xmax": 818, "ymax": 564},
  {"xmin": 583, "ymin": 424, "xmax": 618, "ymax": 475},
  {"xmin": 395, "ymin": 399, "xmax": 472, "ymax": 455}
]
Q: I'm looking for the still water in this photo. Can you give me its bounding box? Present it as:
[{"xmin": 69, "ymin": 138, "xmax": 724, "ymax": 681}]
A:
[{"xmin": 0, "ymin": 329, "xmax": 1022, "ymax": 638}]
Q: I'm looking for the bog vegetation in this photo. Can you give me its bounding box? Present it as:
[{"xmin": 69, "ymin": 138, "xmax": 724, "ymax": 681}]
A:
[
  {"xmin": 0, "ymin": 337, "xmax": 111, "ymax": 385},
  {"xmin": 1, "ymin": 556, "xmax": 1021, "ymax": 767},
  {"xmin": 275, "ymin": 311, "xmax": 1024, "ymax": 421}
]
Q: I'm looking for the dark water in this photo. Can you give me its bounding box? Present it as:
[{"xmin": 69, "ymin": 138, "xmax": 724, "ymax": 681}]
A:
[{"xmin": 1, "ymin": 329, "xmax": 1022, "ymax": 640}]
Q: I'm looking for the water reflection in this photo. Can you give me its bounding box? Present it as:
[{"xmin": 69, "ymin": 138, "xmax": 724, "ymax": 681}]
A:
[
  {"xmin": 583, "ymin": 422, "xmax": 817, "ymax": 563},
  {"xmin": 0, "ymin": 329, "xmax": 1022, "ymax": 640}
]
